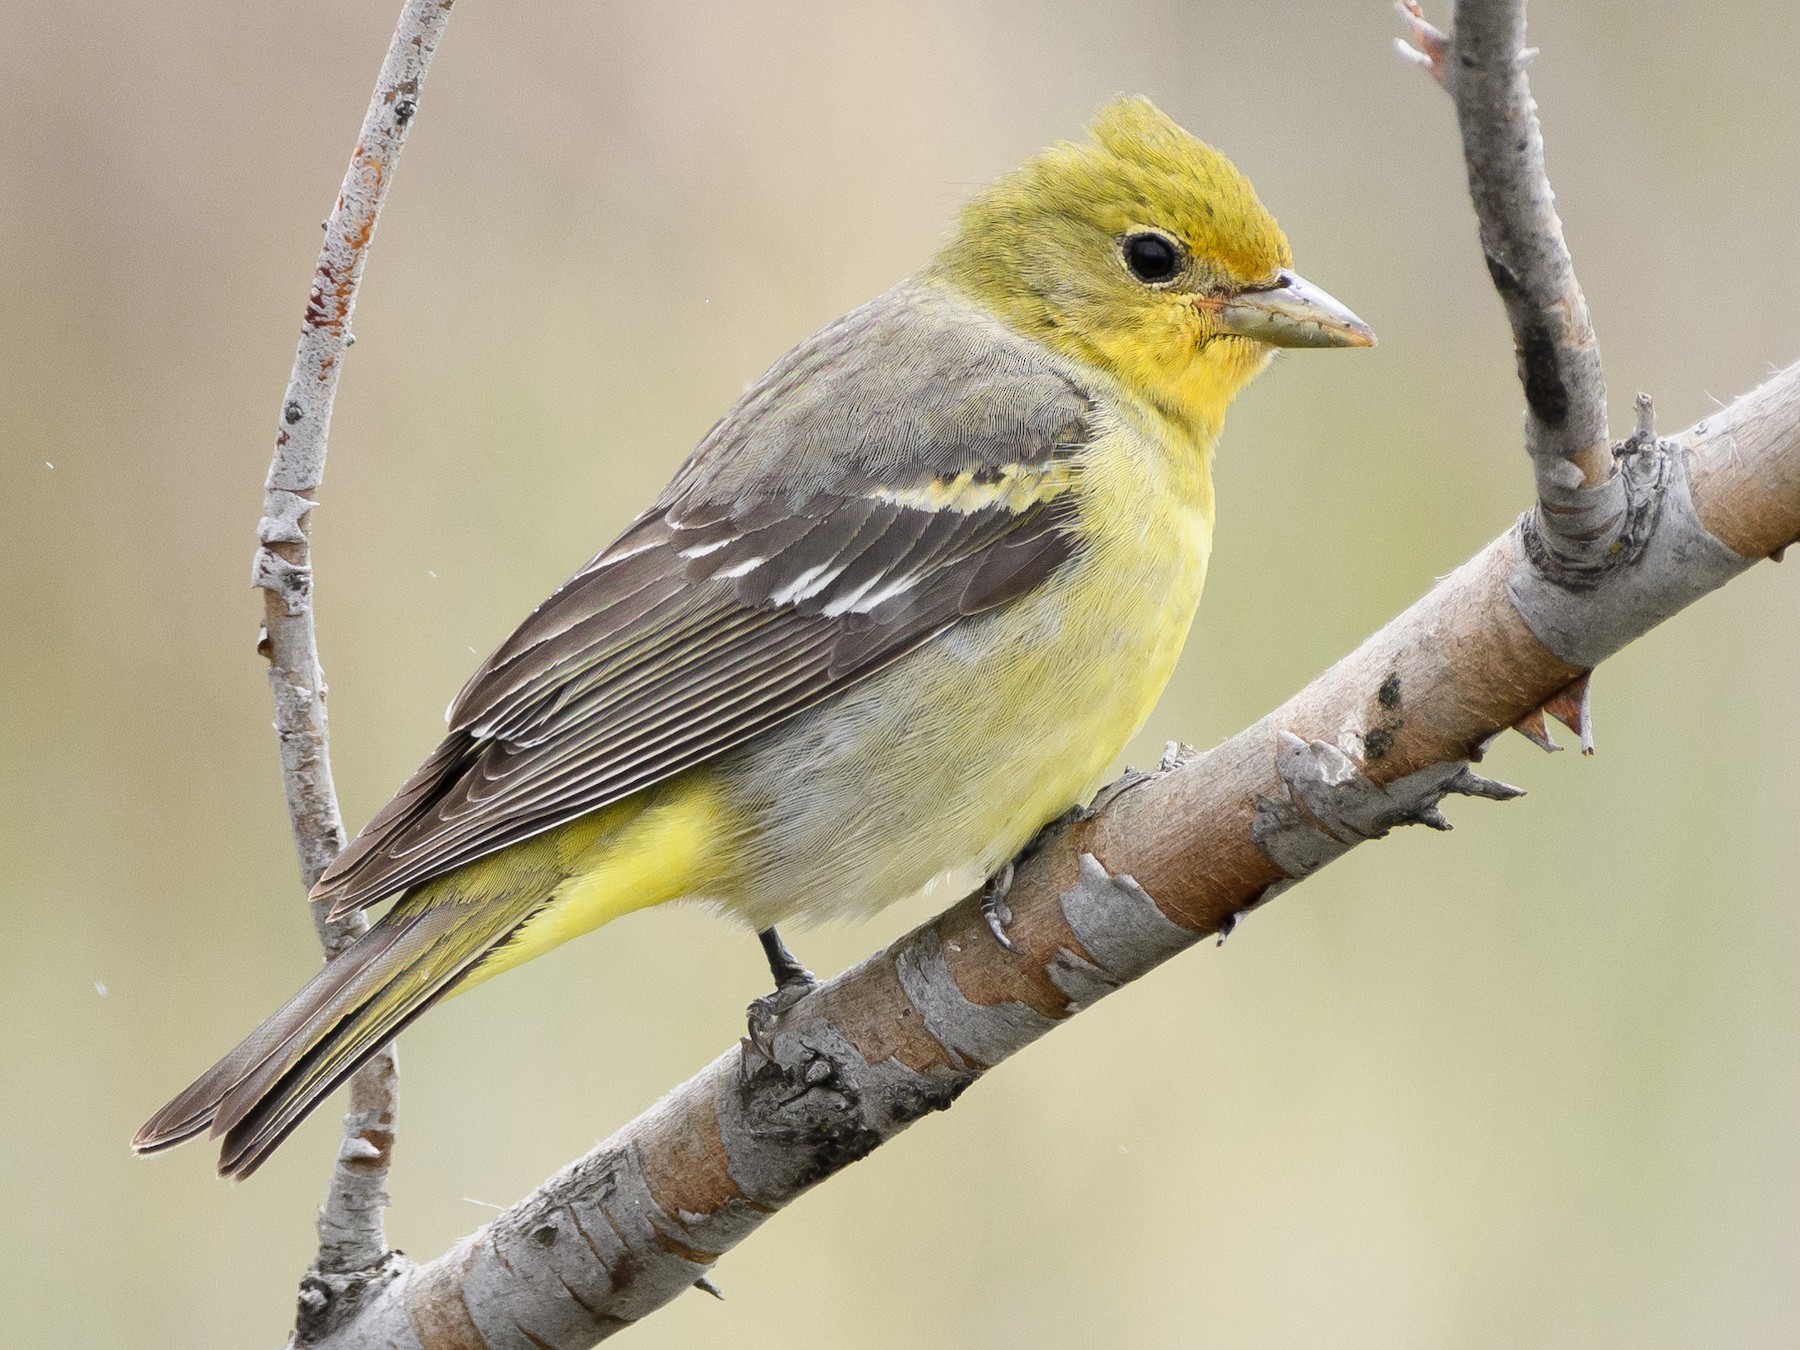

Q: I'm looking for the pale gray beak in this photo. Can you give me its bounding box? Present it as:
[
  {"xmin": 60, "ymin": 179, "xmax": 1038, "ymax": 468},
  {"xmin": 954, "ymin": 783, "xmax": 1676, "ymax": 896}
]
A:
[{"xmin": 1205, "ymin": 269, "xmax": 1376, "ymax": 349}]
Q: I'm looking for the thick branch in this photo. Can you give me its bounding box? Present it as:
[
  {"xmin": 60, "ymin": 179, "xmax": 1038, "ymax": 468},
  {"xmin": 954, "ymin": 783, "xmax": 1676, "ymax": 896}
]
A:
[
  {"xmin": 304, "ymin": 365, "xmax": 1798, "ymax": 1348},
  {"xmin": 250, "ymin": 0, "xmax": 455, "ymax": 1340}
]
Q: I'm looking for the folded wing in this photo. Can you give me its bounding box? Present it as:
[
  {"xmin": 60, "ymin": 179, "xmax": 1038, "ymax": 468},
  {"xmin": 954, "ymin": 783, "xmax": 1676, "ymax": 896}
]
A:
[{"xmin": 314, "ymin": 284, "xmax": 1098, "ymax": 915}]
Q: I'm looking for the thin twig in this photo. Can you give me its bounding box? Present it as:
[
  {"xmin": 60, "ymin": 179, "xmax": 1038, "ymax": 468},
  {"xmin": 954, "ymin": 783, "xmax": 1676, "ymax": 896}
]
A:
[
  {"xmin": 1400, "ymin": 0, "xmax": 1624, "ymax": 556},
  {"xmin": 249, "ymin": 0, "xmax": 455, "ymax": 1340}
]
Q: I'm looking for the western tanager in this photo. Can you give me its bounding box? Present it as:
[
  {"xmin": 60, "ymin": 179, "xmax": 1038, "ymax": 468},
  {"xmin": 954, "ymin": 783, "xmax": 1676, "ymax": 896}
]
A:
[{"xmin": 137, "ymin": 96, "xmax": 1372, "ymax": 1178}]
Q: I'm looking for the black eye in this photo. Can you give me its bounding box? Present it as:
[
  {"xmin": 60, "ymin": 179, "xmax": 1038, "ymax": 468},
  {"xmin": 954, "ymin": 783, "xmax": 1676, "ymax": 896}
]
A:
[{"xmin": 1122, "ymin": 232, "xmax": 1181, "ymax": 283}]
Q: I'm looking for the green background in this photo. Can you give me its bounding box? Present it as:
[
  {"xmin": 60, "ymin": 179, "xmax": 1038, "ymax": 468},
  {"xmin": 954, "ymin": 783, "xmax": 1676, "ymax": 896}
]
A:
[{"xmin": 3, "ymin": 2, "xmax": 1797, "ymax": 1345}]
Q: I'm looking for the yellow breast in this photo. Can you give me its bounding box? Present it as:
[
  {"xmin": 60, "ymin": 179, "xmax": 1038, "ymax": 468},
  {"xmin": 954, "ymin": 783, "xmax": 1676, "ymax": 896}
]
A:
[
  {"xmin": 705, "ymin": 397, "xmax": 1221, "ymax": 930},
  {"xmin": 989, "ymin": 402, "xmax": 1217, "ymax": 815},
  {"xmin": 485, "ymin": 394, "xmax": 1225, "ymax": 939}
]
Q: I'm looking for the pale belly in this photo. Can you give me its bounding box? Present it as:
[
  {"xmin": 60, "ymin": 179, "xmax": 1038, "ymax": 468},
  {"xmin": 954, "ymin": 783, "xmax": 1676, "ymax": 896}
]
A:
[{"xmin": 711, "ymin": 516, "xmax": 1211, "ymax": 931}]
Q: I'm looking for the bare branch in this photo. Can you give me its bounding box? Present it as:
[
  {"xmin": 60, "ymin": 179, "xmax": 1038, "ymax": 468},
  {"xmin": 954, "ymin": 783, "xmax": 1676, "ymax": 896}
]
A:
[
  {"xmin": 301, "ymin": 360, "xmax": 1795, "ymax": 1345},
  {"xmin": 249, "ymin": 0, "xmax": 455, "ymax": 1339},
  {"xmin": 1394, "ymin": 1, "xmax": 1449, "ymax": 85},
  {"xmin": 1449, "ymin": 0, "xmax": 1609, "ymax": 476},
  {"xmin": 1402, "ymin": 0, "xmax": 1624, "ymax": 565},
  {"xmin": 1403, "ymin": 1, "xmax": 1793, "ymax": 677}
]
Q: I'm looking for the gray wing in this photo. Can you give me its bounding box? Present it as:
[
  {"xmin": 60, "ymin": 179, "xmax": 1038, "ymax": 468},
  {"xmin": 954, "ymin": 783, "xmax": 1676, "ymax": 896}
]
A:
[{"xmin": 314, "ymin": 283, "xmax": 1098, "ymax": 915}]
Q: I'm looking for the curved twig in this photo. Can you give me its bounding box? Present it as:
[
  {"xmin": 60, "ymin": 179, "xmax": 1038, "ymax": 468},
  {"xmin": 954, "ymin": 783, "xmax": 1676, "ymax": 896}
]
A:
[{"xmin": 249, "ymin": 0, "xmax": 455, "ymax": 1340}]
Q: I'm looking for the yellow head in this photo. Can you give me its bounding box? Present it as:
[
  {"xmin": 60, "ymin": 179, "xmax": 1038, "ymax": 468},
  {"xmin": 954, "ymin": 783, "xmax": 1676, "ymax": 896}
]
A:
[{"xmin": 929, "ymin": 97, "xmax": 1371, "ymax": 435}]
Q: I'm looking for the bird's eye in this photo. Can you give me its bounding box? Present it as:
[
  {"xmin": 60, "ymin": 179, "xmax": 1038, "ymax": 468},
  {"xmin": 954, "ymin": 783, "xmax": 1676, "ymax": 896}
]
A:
[{"xmin": 1122, "ymin": 232, "xmax": 1182, "ymax": 284}]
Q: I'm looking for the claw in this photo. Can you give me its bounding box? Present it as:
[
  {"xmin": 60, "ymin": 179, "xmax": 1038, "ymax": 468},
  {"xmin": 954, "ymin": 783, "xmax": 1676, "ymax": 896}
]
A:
[
  {"xmin": 746, "ymin": 926, "xmax": 818, "ymax": 1062},
  {"xmin": 981, "ymin": 861, "xmax": 1021, "ymax": 953},
  {"xmin": 1159, "ymin": 740, "xmax": 1199, "ymax": 772},
  {"xmin": 745, "ymin": 977, "xmax": 815, "ymax": 1062},
  {"xmin": 1084, "ymin": 768, "xmax": 1150, "ymax": 819}
]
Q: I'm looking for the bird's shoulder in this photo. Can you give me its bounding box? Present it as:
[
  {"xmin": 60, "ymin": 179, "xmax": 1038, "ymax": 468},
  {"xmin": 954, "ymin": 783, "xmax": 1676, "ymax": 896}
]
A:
[{"xmin": 656, "ymin": 278, "xmax": 1108, "ymax": 510}]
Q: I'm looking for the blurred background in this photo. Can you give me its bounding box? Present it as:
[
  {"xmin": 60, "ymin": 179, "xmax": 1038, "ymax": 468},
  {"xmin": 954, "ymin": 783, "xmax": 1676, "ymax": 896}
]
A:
[{"xmin": 4, "ymin": 2, "xmax": 1798, "ymax": 1346}]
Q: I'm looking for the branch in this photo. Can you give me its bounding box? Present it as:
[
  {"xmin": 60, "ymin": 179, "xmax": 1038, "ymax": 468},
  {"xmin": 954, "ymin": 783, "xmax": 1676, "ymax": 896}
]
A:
[
  {"xmin": 295, "ymin": 4, "xmax": 1800, "ymax": 1345},
  {"xmin": 1401, "ymin": 0, "xmax": 1623, "ymax": 567},
  {"xmin": 249, "ymin": 0, "xmax": 455, "ymax": 1341},
  {"xmin": 298, "ymin": 366, "xmax": 1800, "ymax": 1348}
]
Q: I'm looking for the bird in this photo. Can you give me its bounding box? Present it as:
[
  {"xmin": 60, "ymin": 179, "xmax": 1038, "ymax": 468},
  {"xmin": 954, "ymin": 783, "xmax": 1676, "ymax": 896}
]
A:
[{"xmin": 135, "ymin": 96, "xmax": 1373, "ymax": 1179}]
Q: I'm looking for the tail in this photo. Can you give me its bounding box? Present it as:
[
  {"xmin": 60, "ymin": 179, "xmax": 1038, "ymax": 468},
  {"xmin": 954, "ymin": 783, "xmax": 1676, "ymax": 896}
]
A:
[
  {"xmin": 132, "ymin": 889, "xmax": 537, "ymax": 1179},
  {"xmin": 136, "ymin": 780, "xmax": 727, "ymax": 1178}
]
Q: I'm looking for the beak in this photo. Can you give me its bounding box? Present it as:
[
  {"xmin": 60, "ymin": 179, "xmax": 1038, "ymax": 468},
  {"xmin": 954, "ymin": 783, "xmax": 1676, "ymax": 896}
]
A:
[{"xmin": 1205, "ymin": 269, "xmax": 1376, "ymax": 349}]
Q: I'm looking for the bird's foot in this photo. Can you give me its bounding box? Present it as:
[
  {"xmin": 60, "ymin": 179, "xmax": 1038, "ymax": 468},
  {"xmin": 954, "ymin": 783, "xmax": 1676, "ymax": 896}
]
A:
[
  {"xmin": 746, "ymin": 927, "xmax": 819, "ymax": 1060},
  {"xmin": 746, "ymin": 980, "xmax": 816, "ymax": 1061},
  {"xmin": 980, "ymin": 861, "xmax": 1021, "ymax": 953},
  {"xmin": 979, "ymin": 802, "xmax": 1085, "ymax": 953}
]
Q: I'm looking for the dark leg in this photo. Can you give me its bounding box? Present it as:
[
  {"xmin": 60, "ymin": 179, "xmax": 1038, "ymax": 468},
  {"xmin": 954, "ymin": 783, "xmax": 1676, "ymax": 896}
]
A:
[
  {"xmin": 746, "ymin": 926, "xmax": 818, "ymax": 1061},
  {"xmin": 757, "ymin": 926, "xmax": 814, "ymax": 991}
]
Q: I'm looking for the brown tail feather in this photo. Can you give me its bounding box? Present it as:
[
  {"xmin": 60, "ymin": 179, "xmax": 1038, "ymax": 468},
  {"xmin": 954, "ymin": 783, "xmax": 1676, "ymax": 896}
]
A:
[
  {"xmin": 214, "ymin": 969, "xmax": 462, "ymax": 1180},
  {"xmin": 134, "ymin": 891, "xmax": 538, "ymax": 1178},
  {"xmin": 209, "ymin": 910, "xmax": 450, "ymax": 1139},
  {"xmin": 131, "ymin": 918, "xmax": 421, "ymax": 1156},
  {"xmin": 212, "ymin": 916, "xmax": 493, "ymax": 1179}
]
